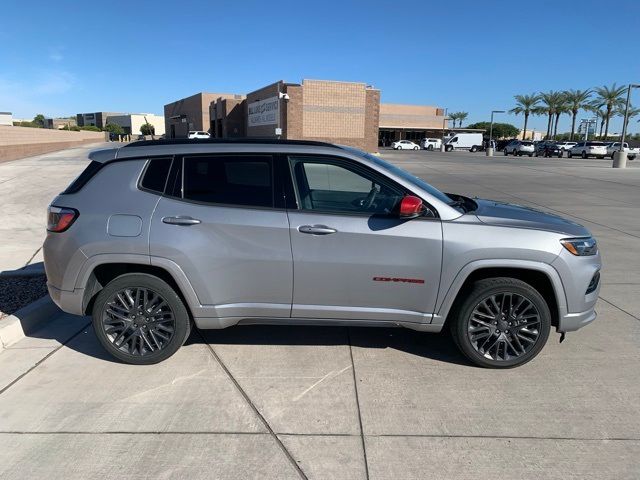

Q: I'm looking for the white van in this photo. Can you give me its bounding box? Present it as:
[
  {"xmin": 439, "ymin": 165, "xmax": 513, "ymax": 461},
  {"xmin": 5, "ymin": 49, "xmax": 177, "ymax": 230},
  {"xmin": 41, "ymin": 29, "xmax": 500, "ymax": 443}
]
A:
[{"xmin": 444, "ymin": 133, "xmax": 484, "ymax": 152}]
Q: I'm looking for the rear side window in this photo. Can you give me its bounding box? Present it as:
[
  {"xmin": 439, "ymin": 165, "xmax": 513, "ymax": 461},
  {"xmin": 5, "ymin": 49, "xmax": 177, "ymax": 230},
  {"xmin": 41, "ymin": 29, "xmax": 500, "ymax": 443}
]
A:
[
  {"xmin": 140, "ymin": 158, "xmax": 172, "ymax": 194},
  {"xmin": 62, "ymin": 160, "xmax": 103, "ymax": 194},
  {"xmin": 182, "ymin": 155, "xmax": 273, "ymax": 208}
]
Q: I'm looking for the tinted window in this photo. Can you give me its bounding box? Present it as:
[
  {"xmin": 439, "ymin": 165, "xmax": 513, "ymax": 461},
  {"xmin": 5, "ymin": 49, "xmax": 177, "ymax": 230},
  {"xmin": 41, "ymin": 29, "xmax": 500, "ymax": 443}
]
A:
[
  {"xmin": 290, "ymin": 156, "xmax": 403, "ymax": 215},
  {"xmin": 182, "ymin": 155, "xmax": 273, "ymax": 207},
  {"xmin": 140, "ymin": 158, "xmax": 172, "ymax": 193}
]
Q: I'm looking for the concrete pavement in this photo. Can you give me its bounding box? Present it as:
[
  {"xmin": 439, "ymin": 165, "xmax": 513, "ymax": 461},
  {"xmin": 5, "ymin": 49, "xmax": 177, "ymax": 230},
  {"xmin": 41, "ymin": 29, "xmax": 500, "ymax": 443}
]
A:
[
  {"xmin": 0, "ymin": 148, "xmax": 639, "ymax": 479},
  {"xmin": 0, "ymin": 143, "xmax": 108, "ymax": 273}
]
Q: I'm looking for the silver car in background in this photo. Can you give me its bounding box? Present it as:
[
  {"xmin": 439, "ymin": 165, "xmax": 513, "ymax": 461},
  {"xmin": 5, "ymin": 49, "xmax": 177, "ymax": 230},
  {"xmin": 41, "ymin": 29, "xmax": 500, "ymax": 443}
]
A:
[
  {"xmin": 43, "ymin": 140, "xmax": 601, "ymax": 368},
  {"xmin": 504, "ymin": 140, "xmax": 535, "ymax": 157}
]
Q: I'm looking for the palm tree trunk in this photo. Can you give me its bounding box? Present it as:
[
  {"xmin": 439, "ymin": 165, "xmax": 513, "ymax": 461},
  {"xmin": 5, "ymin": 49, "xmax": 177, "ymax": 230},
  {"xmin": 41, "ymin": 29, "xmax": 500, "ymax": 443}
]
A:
[
  {"xmin": 522, "ymin": 113, "xmax": 529, "ymax": 141},
  {"xmin": 553, "ymin": 113, "xmax": 561, "ymax": 139},
  {"xmin": 570, "ymin": 111, "xmax": 577, "ymax": 141},
  {"xmin": 599, "ymin": 117, "xmax": 604, "ymax": 138},
  {"xmin": 604, "ymin": 107, "xmax": 611, "ymax": 139},
  {"xmin": 546, "ymin": 114, "xmax": 552, "ymax": 139}
]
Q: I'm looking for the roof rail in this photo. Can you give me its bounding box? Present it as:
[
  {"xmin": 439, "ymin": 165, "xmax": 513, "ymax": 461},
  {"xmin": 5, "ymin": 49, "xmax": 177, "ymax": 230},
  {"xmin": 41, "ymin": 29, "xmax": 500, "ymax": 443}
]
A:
[{"xmin": 123, "ymin": 138, "xmax": 340, "ymax": 148}]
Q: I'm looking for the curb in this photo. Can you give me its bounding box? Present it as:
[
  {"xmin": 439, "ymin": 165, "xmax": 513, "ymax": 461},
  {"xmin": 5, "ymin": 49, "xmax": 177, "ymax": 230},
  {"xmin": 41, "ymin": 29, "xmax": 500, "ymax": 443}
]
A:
[{"xmin": 0, "ymin": 295, "xmax": 61, "ymax": 352}]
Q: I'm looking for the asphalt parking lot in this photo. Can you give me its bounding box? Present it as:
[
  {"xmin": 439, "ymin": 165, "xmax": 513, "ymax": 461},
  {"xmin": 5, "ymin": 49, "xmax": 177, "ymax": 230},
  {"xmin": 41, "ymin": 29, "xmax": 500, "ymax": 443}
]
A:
[{"xmin": 1, "ymin": 146, "xmax": 639, "ymax": 479}]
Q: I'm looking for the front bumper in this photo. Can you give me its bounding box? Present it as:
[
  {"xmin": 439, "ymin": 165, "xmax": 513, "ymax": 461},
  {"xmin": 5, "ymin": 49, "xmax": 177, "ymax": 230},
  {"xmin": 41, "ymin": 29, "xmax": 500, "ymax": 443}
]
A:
[{"xmin": 558, "ymin": 308, "xmax": 597, "ymax": 332}]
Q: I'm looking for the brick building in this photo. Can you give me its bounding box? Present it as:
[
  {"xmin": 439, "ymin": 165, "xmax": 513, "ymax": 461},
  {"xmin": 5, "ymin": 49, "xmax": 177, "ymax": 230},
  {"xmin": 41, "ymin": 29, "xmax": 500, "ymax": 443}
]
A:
[{"xmin": 164, "ymin": 79, "xmax": 446, "ymax": 153}]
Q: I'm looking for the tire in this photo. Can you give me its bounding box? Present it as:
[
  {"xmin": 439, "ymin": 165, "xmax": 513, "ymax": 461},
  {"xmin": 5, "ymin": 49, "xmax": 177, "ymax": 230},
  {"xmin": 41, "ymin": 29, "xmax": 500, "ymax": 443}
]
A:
[
  {"xmin": 568, "ymin": 151, "xmax": 572, "ymax": 158},
  {"xmin": 528, "ymin": 153, "xmax": 533, "ymax": 157},
  {"xmin": 92, "ymin": 273, "xmax": 191, "ymax": 365},
  {"xmin": 428, "ymin": 145, "xmax": 433, "ymax": 151},
  {"xmin": 414, "ymin": 146, "xmax": 419, "ymax": 150},
  {"xmin": 470, "ymin": 146, "xmax": 477, "ymax": 152},
  {"xmin": 581, "ymin": 151, "xmax": 587, "ymax": 159},
  {"xmin": 446, "ymin": 145, "xmax": 453, "ymax": 152},
  {"xmin": 503, "ymin": 149, "xmax": 508, "ymax": 156},
  {"xmin": 449, "ymin": 277, "xmax": 551, "ymax": 369},
  {"xmin": 597, "ymin": 156, "xmax": 604, "ymax": 159}
]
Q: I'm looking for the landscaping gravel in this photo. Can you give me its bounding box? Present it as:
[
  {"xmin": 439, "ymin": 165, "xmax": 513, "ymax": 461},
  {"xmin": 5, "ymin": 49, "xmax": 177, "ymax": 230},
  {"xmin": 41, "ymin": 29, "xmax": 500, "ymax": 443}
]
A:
[{"xmin": 0, "ymin": 274, "xmax": 48, "ymax": 318}]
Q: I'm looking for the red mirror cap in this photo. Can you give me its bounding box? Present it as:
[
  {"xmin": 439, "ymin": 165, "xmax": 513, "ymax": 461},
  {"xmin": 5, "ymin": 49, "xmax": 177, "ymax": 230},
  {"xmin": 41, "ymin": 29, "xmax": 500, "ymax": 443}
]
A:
[{"xmin": 399, "ymin": 195, "xmax": 423, "ymax": 217}]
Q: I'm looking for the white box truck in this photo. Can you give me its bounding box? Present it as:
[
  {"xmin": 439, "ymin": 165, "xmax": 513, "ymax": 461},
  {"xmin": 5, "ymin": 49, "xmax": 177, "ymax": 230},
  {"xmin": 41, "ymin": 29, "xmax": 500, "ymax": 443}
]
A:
[{"xmin": 444, "ymin": 133, "xmax": 484, "ymax": 152}]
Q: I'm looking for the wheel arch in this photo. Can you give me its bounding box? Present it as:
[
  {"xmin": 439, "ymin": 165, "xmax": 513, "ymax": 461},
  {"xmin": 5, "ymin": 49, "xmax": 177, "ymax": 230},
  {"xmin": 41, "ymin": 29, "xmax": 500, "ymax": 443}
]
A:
[
  {"xmin": 82, "ymin": 259, "xmax": 198, "ymax": 320},
  {"xmin": 435, "ymin": 262, "xmax": 567, "ymax": 329}
]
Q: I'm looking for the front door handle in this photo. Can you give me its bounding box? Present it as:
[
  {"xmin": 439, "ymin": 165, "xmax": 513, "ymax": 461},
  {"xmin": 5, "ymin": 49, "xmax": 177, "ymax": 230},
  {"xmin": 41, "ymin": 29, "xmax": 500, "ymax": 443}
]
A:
[
  {"xmin": 162, "ymin": 216, "xmax": 201, "ymax": 226},
  {"xmin": 298, "ymin": 225, "xmax": 338, "ymax": 235}
]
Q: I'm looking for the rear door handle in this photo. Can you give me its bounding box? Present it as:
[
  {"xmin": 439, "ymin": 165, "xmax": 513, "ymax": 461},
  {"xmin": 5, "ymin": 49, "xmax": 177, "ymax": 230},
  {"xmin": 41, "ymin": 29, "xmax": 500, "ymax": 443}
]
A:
[
  {"xmin": 162, "ymin": 216, "xmax": 201, "ymax": 226},
  {"xmin": 298, "ymin": 225, "xmax": 337, "ymax": 235}
]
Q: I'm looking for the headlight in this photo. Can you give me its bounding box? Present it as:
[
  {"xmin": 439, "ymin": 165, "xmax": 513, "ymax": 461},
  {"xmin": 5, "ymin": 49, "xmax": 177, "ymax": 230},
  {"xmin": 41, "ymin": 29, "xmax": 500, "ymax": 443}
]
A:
[{"xmin": 560, "ymin": 237, "xmax": 597, "ymax": 256}]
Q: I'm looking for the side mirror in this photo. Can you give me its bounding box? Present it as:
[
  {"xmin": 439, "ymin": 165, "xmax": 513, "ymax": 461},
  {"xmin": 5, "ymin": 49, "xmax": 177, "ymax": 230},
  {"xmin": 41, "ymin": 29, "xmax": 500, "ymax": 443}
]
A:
[{"xmin": 399, "ymin": 195, "xmax": 423, "ymax": 218}]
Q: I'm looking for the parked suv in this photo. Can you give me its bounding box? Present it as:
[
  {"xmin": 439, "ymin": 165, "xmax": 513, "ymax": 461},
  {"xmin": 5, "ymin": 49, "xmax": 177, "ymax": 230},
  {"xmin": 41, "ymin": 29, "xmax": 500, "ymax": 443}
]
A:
[
  {"xmin": 504, "ymin": 140, "xmax": 535, "ymax": 156},
  {"xmin": 44, "ymin": 139, "xmax": 601, "ymax": 368},
  {"xmin": 567, "ymin": 141, "xmax": 607, "ymax": 159}
]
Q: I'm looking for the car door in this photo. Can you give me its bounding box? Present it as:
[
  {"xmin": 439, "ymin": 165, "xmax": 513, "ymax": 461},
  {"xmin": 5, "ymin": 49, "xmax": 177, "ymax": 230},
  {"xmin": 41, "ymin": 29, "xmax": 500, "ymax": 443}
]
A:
[
  {"xmin": 285, "ymin": 154, "xmax": 443, "ymax": 324},
  {"xmin": 149, "ymin": 154, "xmax": 293, "ymax": 319}
]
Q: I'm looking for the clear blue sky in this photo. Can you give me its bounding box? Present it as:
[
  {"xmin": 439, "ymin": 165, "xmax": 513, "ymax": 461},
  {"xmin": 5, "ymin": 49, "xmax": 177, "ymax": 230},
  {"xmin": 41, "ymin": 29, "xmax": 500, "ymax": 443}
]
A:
[{"xmin": 1, "ymin": 0, "xmax": 639, "ymax": 134}]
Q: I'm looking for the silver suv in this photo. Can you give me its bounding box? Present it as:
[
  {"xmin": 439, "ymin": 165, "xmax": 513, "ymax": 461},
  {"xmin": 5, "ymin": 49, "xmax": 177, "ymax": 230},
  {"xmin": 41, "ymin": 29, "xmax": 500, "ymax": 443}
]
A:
[{"xmin": 43, "ymin": 140, "xmax": 601, "ymax": 368}]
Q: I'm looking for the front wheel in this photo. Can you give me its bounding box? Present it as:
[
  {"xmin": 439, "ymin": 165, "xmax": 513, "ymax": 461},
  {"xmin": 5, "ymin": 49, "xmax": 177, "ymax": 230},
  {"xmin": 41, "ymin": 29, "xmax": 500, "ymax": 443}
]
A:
[
  {"xmin": 503, "ymin": 149, "xmax": 508, "ymax": 156},
  {"xmin": 449, "ymin": 277, "xmax": 551, "ymax": 368},
  {"xmin": 470, "ymin": 146, "xmax": 477, "ymax": 152},
  {"xmin": 568, "ymin": 151, "xmax": 573, "ymax": 158},
  {"xmin": 92, "ymin": 273, "xmax": 191, "ymax": 365},
  {"xmin": 428, "ymin": 145, "xmax": 434, "ymax": 151},
  {"xmin": 413, "ymin": 146, "xmax": 419, "ymax": 150},
  {"xmin": 581, "ymin": 151, "xmax": 587, "ymax": 159}
]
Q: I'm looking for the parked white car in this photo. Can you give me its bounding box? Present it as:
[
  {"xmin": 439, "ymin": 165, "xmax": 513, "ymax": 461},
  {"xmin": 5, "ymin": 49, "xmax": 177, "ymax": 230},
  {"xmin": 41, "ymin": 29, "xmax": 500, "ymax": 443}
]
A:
[
  {"xmin": 567, "ymin": 141, "xmax": 608, "ymax": 159},
  {"xmin": 188, "ymin": 131, "xmax": 211, "ymax": 139},
  {"xmin": 392, "ymin": 140, "xmax": 420, "ymax": 150},
  {"xmin": 605, "ymin": 142, "xmax": 638, "ymax": 160},
  {"xmin": 420, "ymin": 138, "xmax": 442, "ymax": 150},
  {"xmin": 556, "ymin": 141, "xmax": 577, "ymax": 152},
  {"xmin": 504, "ymin": 140, "xmax": 535, "ymax": 156}
]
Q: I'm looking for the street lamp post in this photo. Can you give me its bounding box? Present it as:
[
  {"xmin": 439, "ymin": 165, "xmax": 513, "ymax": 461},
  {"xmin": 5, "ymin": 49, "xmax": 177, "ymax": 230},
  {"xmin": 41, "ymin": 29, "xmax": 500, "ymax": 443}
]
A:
[
  {"xmin": 486, "ymin": 110, "xmax": 505, "ymax": 156},
  {"xmin": 440, "ymin": 108, "xmax": 448, "ymax": 152},
  {"xmin": 613, "ymin": 83, "xmax": 640, "ymax": 169}
]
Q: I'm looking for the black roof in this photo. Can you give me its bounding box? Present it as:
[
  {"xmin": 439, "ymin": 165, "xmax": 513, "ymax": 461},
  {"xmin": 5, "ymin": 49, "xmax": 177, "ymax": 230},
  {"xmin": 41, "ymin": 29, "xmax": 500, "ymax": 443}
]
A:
[{"xmin": 123, "ymin": 138, "xmax": 340, "ymax": 149}]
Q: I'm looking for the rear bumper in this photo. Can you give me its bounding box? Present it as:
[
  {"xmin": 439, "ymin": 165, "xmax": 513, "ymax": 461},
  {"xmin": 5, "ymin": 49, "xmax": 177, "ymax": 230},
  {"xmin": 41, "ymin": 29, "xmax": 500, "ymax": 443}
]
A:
[
  {"xmin": 47, "ymin": 283, "xmax": 84, "ymax": 316},
  {"xmin": 558, "ymin": 308, "xmax": 597, "ymax": 332}
]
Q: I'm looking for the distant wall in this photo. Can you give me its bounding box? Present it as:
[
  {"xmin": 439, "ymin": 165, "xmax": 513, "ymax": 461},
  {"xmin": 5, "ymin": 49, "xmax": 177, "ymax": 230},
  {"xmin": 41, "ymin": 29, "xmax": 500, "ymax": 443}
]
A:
[{"xmin": 0, "ymin": 126, "xmax": 107, "ymax": 163}]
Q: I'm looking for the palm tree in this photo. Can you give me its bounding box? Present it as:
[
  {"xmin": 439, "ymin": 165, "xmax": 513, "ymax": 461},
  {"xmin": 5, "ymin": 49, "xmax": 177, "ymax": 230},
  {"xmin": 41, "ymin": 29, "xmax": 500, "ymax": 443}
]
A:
[
  {"xmin": 538, "ymin": 91, "xmax": 564, "ymax": 139},
  {"xmin": 458, "ymin": 112, "xmax": 468, "ymax": 128},
  {"xmin": 448, "ymin": 112, "xmax": 460, "ymax": 128},
  {"xmin": 564, "ymin": 89, "xmax": 592, "ymax": 140},
  {"xmin": 594, "ymin": 83, "xmax": 626, "ymax": 139},
  {"xmin": 509, "ymin": 94, "xmax": 539, "ymax": 141},
  {"xmin": 552, "ymin": 94, "xmax": 569, "ymax": 140},
  {"xmin": 615, "ymin": 104, "xmax": 640, "ymax": 136}
]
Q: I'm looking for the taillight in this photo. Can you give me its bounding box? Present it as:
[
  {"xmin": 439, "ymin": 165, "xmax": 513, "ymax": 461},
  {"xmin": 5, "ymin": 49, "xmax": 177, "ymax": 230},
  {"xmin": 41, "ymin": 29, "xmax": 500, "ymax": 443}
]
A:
[{"xmin": 47, "ymin": 206, "xmax": 78, "ymax": 232}]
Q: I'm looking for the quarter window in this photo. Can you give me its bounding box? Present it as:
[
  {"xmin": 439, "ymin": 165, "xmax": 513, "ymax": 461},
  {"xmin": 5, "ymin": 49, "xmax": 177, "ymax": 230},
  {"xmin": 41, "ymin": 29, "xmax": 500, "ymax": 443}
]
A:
[
  {"xmin": 289, "ymin": 156, "xmax": 404, "ymax": 215},
  {"xmin": 182, "ymin": 155, "xmax": 273, "ymax": 208},
  {"xmin": 140, "ymin": 158, "xmax": 172, "ymax": 194}
]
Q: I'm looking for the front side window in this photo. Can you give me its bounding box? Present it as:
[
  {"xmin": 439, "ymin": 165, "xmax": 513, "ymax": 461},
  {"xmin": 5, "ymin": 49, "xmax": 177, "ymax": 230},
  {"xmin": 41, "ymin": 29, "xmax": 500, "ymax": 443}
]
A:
[
  {"xmin": 182, "ymin": 155, "xmax": 273, "ymax": 208},
  {"xmin": 289, "ymin": 156, "xmax": 404, "ymax": 215}
]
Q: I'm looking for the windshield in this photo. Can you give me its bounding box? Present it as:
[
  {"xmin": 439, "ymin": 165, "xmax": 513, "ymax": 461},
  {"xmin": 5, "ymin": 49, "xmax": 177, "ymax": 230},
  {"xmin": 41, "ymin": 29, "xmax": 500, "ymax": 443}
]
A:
[{"xmin": 341, "ymin": 146, "xmax": 454, "ymax": 205}]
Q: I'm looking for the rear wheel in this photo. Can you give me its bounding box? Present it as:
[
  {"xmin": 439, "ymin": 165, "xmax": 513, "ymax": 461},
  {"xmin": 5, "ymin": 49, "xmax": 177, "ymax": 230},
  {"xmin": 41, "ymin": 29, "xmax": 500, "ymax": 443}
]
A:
[
  {"xmin": 470, "ymin": 146, "xmax": 477, "ymax": 152},
  {"xmin": 92, "ymin": 273, "xmax": 191, "ymax": 365},
  {"xmin": 450, "ymin": 277, "xmax": 551, "ymax": 368},
  {"xmin": 428, "ymin": 145, "xmax": 434, "ymax": 151},
  {"xmin": 414, "ymin": 146, "xmax": 419, "ymax": 150},
  {"xmin": 581, "ymin": 151, "xmax": 587, "ymax": 159},
  {"xmin": 568, "ymin": 151, "xmax": 573, "ymax": 158}
]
